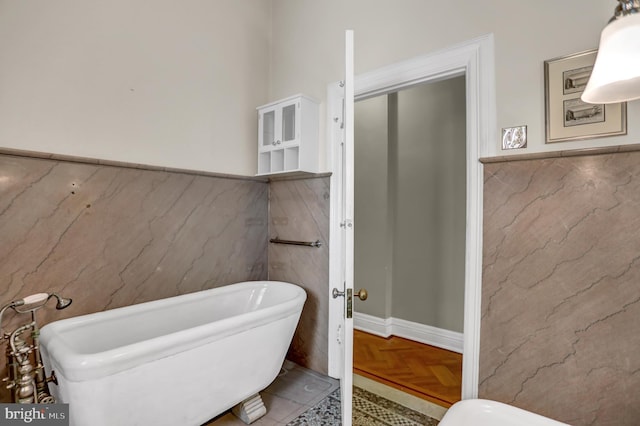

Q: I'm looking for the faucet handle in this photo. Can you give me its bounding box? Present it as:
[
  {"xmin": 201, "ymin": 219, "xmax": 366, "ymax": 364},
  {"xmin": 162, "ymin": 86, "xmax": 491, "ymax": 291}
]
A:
[{"xmin": 21, "ymin": 294, "xmax": 49, "ymax": 305}]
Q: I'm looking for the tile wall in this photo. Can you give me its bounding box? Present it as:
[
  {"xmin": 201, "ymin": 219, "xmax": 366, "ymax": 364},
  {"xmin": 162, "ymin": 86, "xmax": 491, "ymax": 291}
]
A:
[
  {"xmin": 0, "ymin": 153, "xmax": 268, "ymax": 400},
  {"xmin": 268, "ymin": 176, "xmax": 331, "ymax": 375},
  {"xmin": 480, "ymin": 150, "xmax": 640, "ymax": 426}
]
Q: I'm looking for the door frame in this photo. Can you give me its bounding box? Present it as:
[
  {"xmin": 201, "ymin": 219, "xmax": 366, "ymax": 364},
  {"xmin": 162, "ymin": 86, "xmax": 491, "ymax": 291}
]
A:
[{"xmin": 327, "ymin": 33, "xmax": 496, "ymax": 399}]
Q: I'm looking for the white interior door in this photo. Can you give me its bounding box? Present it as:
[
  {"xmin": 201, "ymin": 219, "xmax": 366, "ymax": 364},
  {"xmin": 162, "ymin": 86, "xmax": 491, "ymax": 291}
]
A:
[
  {"xmin": 341, "ymin": 29, "xmax": 355, "ymax": 426},
  {"xmin": 327, "ymin": 29, "xmax": 355, "ymax": 426}
]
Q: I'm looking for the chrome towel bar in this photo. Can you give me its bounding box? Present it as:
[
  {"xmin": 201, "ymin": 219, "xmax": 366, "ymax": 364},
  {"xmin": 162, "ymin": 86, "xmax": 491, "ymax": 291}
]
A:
[{"xmin": 269, "ymin": 237, "xmax": 322, "ymax": 248}]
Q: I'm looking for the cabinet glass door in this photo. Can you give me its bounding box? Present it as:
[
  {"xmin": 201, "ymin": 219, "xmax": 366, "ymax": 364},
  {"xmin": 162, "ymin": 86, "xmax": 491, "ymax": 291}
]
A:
[
  {"xmin": 262, "ymin": 110, "xmax": 275, "ymax": 148},
  {"xmin": 282, "ymin": 103, "xmax": 296, "ymax": 143}
]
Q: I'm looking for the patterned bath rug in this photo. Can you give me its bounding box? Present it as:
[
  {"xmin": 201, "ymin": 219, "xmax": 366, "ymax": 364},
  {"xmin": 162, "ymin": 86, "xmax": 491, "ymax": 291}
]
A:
[
  {"xmin": 287, "ymin": 386, "xmax": 439, "ymax": 426},
  {"xmin": 352, "ymin": 386, "xmax": 439, "ymax": 426},
  {"xmin": 286, "ymin": 388, "xmax": 341, "ymax": 425}
]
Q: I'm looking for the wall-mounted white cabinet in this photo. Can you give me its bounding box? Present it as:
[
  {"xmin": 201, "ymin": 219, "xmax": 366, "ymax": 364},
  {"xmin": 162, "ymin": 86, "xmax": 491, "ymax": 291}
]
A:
[{"xmin": 257, "ymin": 94, "xmax": 319, "ymax": 175}]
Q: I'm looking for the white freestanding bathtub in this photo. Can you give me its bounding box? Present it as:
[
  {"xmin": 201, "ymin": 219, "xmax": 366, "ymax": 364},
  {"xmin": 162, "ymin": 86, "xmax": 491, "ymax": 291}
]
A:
[
  {"xmin": 39, "ymin": 281, "xmax": 306, "ymax": 426},
  {"xmin": 439, "ymin": 399, "xmax": 570, "ymax": 426}
]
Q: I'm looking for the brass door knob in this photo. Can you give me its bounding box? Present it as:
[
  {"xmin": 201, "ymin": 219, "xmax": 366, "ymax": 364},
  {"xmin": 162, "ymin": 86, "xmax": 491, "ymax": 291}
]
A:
[{"xmin": 355, "ymin": 288, "xmax": 368, "ymax": 301}]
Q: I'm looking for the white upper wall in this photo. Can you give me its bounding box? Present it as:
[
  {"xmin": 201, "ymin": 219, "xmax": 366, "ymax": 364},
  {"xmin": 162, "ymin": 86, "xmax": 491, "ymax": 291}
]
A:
[
  {"xmin": 270, "ymin": 0, "xmax": 638, "ymax": 167},
  {"xmin": 2, "ymin": 1, "xmax": 635, "ymax": 176},
  {"xmin": 0, "ymin": 0, "xmax": 271, "ymax": 176}
]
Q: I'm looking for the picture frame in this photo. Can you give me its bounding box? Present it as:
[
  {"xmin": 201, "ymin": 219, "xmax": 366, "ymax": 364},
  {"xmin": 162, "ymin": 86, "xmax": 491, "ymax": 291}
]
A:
[{"xmin": 544, "ymin": 49, "xmax": 627, "ymax": 143}]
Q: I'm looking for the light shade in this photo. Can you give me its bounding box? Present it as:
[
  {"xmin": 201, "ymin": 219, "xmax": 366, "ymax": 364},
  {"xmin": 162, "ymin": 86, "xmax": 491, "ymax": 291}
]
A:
[{"xmin": 581, "ymin": 13, "xmax": 640, "ymax": 104}]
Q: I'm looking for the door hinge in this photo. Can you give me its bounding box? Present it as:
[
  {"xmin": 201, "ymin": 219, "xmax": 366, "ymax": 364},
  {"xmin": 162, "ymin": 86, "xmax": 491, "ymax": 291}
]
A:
[{"xmin": 339, "ymin": 219, "xmax": 353, "ymax": 229}]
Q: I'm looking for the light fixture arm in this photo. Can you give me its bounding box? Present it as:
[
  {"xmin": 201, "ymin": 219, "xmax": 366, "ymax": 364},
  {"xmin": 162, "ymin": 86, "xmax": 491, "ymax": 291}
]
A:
[{"xmin": 612, "ymin": 0, "xmax": 640, "ymax": 21}]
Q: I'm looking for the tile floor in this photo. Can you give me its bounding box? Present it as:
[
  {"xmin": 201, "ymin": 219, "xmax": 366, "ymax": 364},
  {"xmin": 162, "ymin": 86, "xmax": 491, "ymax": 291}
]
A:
[
  {"xmin": 204, "ymin": 360, "xmax": 447, "ymax": 425},
  {"xmin": 204, "ymin": 360, "xmax": 340, "ymax": 425}
]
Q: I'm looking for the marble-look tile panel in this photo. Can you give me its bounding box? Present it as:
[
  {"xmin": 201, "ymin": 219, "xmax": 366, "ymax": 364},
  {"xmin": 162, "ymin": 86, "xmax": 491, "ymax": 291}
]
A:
[
  {"xmin": 480, "ymin": 152, "xmax": 640, "ymax": 426},
  {"xmin": 268, "ymin": 177, "xmax": 330, "ymax": 375},
  {"xmin": 0, "ymin": 154, "xmax": 267, "ymax": 400}
]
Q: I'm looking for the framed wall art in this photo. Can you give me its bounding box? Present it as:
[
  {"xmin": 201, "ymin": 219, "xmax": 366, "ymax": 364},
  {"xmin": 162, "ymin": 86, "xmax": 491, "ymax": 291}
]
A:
[{"xmin": 544, "ymin": 49, "xmax": 627, "ymax": 143}]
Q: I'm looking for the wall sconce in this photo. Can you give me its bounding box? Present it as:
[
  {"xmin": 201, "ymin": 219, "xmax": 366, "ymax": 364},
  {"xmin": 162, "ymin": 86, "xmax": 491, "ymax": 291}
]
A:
[{"xmin": 582, "ymin": 0, "xmax": 640, "ymax": 103}]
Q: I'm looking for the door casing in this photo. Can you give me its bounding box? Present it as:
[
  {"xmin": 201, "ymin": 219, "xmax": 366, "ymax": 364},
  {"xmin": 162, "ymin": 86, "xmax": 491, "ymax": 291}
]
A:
[{"xmin": 327, "ymin": 32, "xmax": 496, "ymax": 402}]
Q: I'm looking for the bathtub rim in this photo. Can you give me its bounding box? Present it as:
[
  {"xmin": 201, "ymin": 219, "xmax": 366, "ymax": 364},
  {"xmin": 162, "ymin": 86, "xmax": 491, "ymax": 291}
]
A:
[{"xmin": 40, "ymin": 280, "xmax": 306, "ymax": 382}]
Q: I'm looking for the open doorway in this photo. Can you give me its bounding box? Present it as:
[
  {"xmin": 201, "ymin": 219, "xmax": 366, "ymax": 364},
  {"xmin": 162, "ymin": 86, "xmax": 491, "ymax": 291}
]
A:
[
  {"xmin": 327, "ymin": 33, "xmax": 495, "ymax": 425},
  {"xmin": 352, "ymin": 76, "xmax": 466, "ymax": 409}
]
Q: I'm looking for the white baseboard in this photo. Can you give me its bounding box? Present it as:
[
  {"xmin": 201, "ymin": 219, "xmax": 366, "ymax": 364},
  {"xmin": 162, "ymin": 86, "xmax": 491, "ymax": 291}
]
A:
[
  {"xmin": 352, "ymin": 312, "xmax": 393, "ymax": 338},
  {"xmin": 354, "ymin": 312, "xmax": 464, "ymax": 354}
]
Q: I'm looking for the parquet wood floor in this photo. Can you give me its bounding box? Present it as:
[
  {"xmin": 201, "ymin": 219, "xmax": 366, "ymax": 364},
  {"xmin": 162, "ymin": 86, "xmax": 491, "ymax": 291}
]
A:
[{"xmin": 353, "ymin": 330, "xmax": 462, "ymax": 408}]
